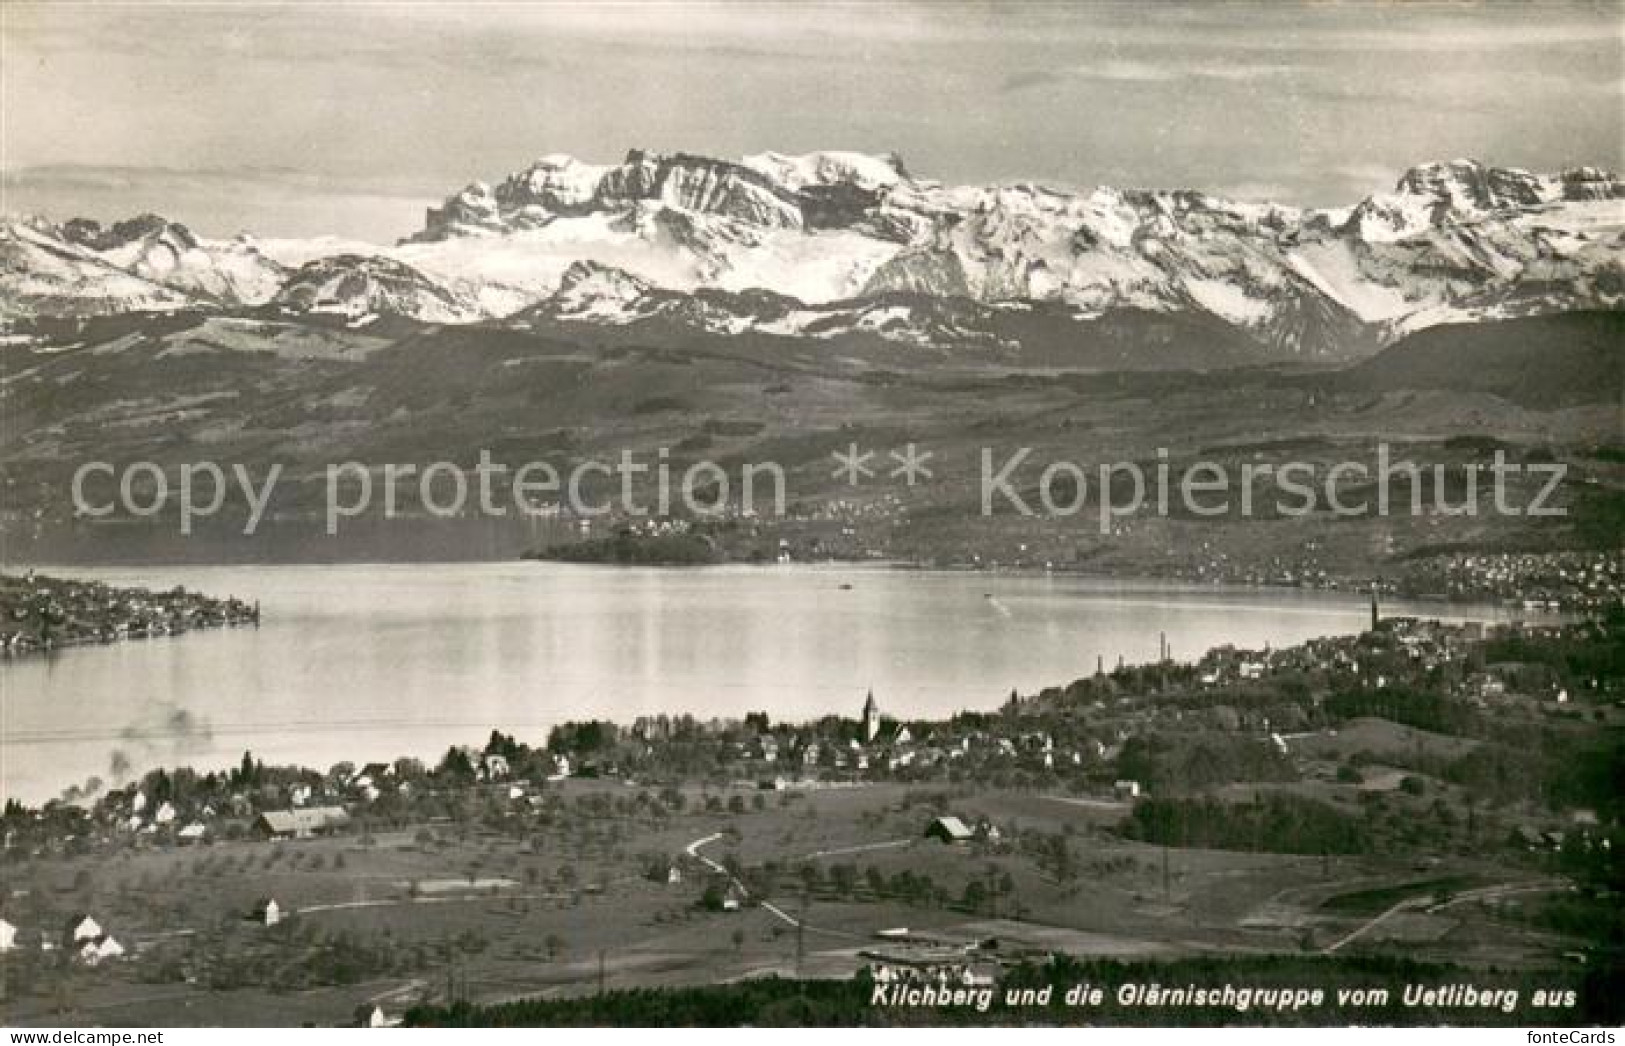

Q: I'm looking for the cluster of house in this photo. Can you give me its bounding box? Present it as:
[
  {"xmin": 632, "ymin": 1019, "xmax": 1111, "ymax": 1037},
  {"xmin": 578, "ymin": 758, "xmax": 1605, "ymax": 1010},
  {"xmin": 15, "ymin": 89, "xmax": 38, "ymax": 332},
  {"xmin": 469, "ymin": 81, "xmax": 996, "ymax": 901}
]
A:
[
  {"xmin": 866, "ymin": 956, "xmax": 999, "ymax": 990},
  {"xmin": 112, "ymin": 790, "xmax": 218, "ymax": 843},
  {"xmin": 1402, "ymin": 550, "xmax": 1625, "ymax": 611},
  {"xmin": 88, "ymin": 751, "xmax": 544, "ymax": 849},
  {"xmin": 101, "ymin": 791, "xmax": 351, "ymax": 845},
  {"xmin": 0, "ymin": 572, "xmax": 259, "ymax": 657},
  {"xmin": 1, "ymin": 893, "xmax": 303, "ymax": 977},
  {"xmin": 862, "ymin": 932, "xmax": 999, "ymax": 989},
  {"xmin": 669, "ymin": 691, "xmax": 1138, "ymax": 787},
  {"xmin": 0, "ymin": 913, "xmax": 127, "ymax": 966},
  {"xmin": 1191, "ymin": 614, "xmax": 1591, "ymax": 707},
  {"xmin": 345, "ymin": 751, "xmax": 562, "ymax": 804}
]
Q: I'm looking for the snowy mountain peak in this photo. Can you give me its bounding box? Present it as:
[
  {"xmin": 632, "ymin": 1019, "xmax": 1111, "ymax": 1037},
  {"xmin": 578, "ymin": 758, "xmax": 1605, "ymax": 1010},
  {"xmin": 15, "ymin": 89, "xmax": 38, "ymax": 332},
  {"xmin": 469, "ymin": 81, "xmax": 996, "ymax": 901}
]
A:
[
  {"xmin": 541, "ymin": 259, "xmax": 657, "ymax": 320},
  {"xmin": 1394, "ymin": 159, "xmax": 1550, "ymax": 212},
  {"xmin": 7, "ymin": 151, "xmax": 1622, "ymax": 361},
  {"xmin": 58, "ymin": 213, "xmax": 200, "ymax": 253},
  {"xmin": 1341, "ymin": 160, "xmax": 1618, "ymax": 244},
  {"xmin": 740, "ymin": 150, "xmax": 909, "ymax": 191},
  {"xmin": 271, "ymin": 254, "xmax": 475, "ymax": 324}
]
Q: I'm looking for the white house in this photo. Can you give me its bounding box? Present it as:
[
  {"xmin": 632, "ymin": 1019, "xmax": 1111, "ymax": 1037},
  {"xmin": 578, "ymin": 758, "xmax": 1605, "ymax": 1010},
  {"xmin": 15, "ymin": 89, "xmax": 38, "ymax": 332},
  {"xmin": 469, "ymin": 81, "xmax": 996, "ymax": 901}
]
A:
[
  {"xmin": 355, "ymin": 1004, "xmax": 396, "ymax": 1028},
  {"xmin": 251, "ymin": 898, "xmax": 282, "ymax": 927},
  {"xmin": 1113, "ymin": 780, "xmax": 1142, "ymax": 800},
  {"xmin": 65, "ymin": 915, "xmax": 103, "ymax": 945},
  {"xmin": 153, "ymin": 801, "xmax": 177, "ymax": 825},
  {"xmin": 177, "ymin": 822, "xmax": 209, "ymax": 844},
  {"xmin": 0, "ymin": 917, "xmax": 16, "ymax": 952}
]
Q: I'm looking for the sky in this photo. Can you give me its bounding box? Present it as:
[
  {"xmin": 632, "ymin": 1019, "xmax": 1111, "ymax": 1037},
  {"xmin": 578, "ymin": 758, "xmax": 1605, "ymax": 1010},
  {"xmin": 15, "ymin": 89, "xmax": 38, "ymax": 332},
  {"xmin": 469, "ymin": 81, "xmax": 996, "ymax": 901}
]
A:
[{"xmin": 2, "ymin": 1, "xmax": 1621, "ymax": 241}]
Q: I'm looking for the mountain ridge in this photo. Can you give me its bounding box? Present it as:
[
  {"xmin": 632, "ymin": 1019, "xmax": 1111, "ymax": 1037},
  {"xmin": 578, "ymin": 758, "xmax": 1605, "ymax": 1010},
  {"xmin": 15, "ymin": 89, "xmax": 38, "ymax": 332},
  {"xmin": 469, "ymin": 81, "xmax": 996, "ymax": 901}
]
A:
[{"xmin": 4, "ymin": 152, "xmax": 1620, "ymax": 362}]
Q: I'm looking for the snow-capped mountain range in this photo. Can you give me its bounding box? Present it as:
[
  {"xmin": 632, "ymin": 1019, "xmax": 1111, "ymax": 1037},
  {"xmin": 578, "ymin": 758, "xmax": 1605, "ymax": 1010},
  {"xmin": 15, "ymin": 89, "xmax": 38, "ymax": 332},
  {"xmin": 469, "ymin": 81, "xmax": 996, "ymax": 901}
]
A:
[{"xmin": 4, "ymin": 152, "xmax": 1621, "ymax": 359}]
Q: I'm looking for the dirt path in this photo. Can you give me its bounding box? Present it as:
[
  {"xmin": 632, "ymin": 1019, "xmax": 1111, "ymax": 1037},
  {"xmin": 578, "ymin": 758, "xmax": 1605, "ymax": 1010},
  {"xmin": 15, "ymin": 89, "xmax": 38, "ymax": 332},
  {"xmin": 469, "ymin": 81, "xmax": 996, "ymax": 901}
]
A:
[{"xmin": 1322, "ymin": 878, "xmax": 1567, "ymax": 954}]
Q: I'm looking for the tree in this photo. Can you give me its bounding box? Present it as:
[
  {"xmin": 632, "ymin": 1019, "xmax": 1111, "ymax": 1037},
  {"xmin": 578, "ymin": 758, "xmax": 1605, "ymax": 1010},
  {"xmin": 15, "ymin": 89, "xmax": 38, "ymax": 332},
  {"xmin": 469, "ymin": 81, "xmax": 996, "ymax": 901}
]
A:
[
  {"xmin": 731, "ymin": 928, "xmax": 745, "ymax": 953},
  {"xmin": 544, "ymin": 934, "xmax": 566, "ymax": 961},
  {"xmin": 437, "ymin": 747, "xmax": 475, "ymax": 783}
]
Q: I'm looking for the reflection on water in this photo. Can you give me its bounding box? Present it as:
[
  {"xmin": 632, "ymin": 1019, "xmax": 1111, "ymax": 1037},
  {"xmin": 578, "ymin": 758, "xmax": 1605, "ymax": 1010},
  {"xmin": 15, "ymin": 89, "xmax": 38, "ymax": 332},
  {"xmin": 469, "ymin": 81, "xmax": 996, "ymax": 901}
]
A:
[{"xmin": 0, "ymin": 562, "xmax": 1512, "ymax": 803}]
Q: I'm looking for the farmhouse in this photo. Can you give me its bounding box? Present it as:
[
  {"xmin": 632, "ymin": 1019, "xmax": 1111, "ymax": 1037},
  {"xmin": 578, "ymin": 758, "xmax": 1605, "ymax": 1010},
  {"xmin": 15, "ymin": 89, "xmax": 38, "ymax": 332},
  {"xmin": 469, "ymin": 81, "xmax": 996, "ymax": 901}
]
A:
[
  {"xmin": 78, "ymin": 936, "xmax": 125, "ymax": 965},
  {"xmin": 924, "ymin": 816, "xmax": 975, "ymax": 844},
  {"xmin": 64, "ymin": 914, "xmax": 103, "ymax": 947},
  {"xmin": 254, "ymin": 806, "xmax": 352, "ymax": 840},
  {"xmin": 63, "ymin": 914, "xmax": 124, "ymax": 965}
]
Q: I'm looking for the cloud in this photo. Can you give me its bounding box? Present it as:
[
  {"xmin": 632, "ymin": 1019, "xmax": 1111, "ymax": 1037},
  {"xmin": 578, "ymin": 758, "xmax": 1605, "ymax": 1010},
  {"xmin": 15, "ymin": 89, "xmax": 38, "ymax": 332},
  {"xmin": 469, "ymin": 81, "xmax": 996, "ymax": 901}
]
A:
[
  {"xmin": 1003, "ymin": 58, "xmax": 1298, "ymax": 92},
  {"xmin": 1211, "ymin": 181, "xmax": 1298, "ymax": 204},
  {"xmin": 1000, "ymin": 70, "xmax": 1066, "ymax": 93},
  {"xmin": 1331, "ymin": 164, "xmax": 1404, "ymax": 195},
  {"xmin": 2, "ymin": 165, "xmax": 437, "ymax": 240}
]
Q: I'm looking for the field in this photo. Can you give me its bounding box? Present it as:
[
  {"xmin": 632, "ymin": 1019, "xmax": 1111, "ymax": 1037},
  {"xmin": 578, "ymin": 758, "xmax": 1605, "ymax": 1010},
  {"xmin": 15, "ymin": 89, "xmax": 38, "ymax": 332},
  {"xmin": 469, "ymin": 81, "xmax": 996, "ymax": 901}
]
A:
[{"xmin": 0, "ymin": 779, "xmax": 1589, "ymax": 1027}]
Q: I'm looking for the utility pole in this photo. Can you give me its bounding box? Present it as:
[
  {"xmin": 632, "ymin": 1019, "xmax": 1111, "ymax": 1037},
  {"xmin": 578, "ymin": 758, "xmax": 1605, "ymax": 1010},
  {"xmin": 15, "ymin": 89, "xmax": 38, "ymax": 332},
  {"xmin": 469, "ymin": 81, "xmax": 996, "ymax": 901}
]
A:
[{"xmin": 795, "ymin": 889, "xmax": 808, "ymax": 979}]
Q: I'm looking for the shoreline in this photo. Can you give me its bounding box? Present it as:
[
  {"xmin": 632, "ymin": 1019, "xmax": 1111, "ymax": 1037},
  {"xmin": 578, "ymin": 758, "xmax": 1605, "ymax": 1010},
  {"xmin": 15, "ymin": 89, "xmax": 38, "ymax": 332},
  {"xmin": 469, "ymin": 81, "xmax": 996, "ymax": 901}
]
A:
[
  {"xmin": 0, "ymin": 571, "xmax": 261, "ymax": 661},
  {"xmin": 3, "ymin": 590, "xmax": 1582, "ymax": 804},
  {"xmin": 3, "ymin": 554, "xmax": 1588, "ymax": 610}
]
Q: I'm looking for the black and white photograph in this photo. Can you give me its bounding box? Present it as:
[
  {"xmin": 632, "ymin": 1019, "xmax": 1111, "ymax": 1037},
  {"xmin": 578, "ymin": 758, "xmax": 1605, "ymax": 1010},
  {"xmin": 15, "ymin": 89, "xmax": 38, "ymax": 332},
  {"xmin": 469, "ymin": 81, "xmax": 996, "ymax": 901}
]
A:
[{"xmin": 0, "ymin": 0, "xmax": 1621, "ymax": 1032}]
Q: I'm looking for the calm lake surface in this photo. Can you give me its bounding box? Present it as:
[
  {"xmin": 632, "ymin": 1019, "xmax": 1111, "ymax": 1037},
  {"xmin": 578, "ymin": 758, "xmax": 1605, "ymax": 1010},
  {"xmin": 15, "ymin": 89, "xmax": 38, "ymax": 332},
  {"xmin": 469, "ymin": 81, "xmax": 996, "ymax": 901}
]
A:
[{"xmin": 0, "ymin": 562, "xmax": 1516, "ymax": 803}]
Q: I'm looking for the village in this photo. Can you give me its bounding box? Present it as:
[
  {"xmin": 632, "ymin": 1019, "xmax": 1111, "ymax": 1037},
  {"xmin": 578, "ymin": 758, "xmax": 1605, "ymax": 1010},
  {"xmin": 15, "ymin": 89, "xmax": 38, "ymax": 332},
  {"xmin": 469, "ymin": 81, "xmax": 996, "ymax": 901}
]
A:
[
  {"xmin": 0, "ymin": 602, "xmax": 1618, "ymax": 1026},
  {"xmin": 0, "ymin": 573, "xmax": 260, "ymax": 658}
]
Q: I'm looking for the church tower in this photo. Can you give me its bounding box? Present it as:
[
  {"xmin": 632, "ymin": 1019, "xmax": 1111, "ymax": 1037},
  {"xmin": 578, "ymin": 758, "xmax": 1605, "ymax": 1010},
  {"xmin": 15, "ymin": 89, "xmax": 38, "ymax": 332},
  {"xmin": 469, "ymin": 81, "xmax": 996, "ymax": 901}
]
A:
[{"xmin": 861, "ymin": 690, "xmax": 880, "ymax": 743}]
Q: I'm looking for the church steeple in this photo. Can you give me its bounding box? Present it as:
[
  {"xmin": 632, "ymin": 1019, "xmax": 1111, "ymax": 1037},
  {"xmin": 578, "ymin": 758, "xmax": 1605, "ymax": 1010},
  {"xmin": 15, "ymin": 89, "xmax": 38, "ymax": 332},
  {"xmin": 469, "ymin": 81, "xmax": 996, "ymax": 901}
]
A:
[{"xmin": 861, "ymin": 689, "xmax": 880, "ymax": 743}]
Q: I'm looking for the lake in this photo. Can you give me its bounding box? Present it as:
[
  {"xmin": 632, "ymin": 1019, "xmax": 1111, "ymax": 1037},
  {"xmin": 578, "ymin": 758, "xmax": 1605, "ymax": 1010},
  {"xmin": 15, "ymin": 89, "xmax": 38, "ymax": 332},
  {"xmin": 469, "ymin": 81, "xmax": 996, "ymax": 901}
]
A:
[{"xmin": 0, "ymin": 562, "xmax": 1515, "ymax": 803}]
